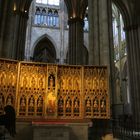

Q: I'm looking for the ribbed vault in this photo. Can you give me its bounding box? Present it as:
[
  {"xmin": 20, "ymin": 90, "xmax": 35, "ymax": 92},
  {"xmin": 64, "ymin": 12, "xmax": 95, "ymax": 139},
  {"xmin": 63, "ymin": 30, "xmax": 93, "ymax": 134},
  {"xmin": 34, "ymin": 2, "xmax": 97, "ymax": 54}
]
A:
[{"xmin": 64, "ymin": 0, "xmax": 88, "ymax": 19}]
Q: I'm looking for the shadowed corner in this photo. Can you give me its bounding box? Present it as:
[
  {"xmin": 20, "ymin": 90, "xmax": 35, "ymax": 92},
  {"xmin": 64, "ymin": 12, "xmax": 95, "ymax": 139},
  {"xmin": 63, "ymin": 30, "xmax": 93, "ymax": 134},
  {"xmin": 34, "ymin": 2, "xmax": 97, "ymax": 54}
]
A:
[{"xmin": 0, "ymin": 105, "xmax": 16, "ymax": 137}]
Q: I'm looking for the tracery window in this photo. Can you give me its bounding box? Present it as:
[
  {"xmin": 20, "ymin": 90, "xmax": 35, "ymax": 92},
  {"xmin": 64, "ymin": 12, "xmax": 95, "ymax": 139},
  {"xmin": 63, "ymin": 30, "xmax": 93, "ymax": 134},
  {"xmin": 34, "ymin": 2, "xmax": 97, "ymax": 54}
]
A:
[
  {"xmin": 34, "ymin": 0, "xmax": 60, "ymax": 27},
  {"xmin": 53, "ymin": 10, "xmax": 59, "ymax": 26},
  {"xmin": 84, "ymin": 7, "xmax": 89, "ymax": 31},
  {"xmin": 84, "ymin": 15, "xmax": 88, "ymax": 31},
  {"xmin": 112, "ymin": 3, "xmax": 129, "ymax": 107},
  {"xmin": 34, "ymin": 8, "xmax": 59, "ymax": 27},
  {"xmin": 112, "ymin": 4, "xmax": 126, "ymax": 61},
  {"xmin": 34, "ymin": 7, "xmax": 41, "ymax": 24}
]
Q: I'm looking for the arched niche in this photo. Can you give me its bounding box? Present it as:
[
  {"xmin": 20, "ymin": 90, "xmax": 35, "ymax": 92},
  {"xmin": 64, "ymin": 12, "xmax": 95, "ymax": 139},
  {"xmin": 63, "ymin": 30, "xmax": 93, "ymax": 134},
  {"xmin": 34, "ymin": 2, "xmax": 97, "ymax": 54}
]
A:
[{"xmin": 33, "ymin": 37, "xmax": 56, "ymax": 63}]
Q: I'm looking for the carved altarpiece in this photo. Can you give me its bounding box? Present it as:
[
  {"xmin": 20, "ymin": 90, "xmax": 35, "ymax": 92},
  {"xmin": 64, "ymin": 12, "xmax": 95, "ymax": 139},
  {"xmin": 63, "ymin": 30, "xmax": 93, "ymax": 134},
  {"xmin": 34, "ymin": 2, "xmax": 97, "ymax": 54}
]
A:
[{"xmin": 0, "ymin": 59, "xmax": 110, "ymax": 119}]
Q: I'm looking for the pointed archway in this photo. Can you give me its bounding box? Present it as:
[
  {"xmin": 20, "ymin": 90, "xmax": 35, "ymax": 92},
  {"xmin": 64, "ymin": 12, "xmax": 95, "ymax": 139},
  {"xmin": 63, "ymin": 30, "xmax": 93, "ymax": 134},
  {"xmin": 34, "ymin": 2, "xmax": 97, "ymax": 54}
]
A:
[{"xmin": 33, "ymin": 37, "xmax": 56, "ymax": 63}]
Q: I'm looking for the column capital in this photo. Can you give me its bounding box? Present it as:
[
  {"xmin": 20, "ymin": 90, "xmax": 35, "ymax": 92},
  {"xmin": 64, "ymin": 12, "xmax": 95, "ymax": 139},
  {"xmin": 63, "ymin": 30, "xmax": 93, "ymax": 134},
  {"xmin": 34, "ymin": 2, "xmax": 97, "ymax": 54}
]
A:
[{"xmin": 68, "ymin": 17, "xmax": 84, "ymax": 26}]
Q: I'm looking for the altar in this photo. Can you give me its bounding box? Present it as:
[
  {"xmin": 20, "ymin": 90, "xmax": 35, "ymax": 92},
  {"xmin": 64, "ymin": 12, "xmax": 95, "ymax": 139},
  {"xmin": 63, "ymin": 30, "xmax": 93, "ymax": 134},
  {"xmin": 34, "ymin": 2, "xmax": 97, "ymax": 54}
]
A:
[{"xmin": 32, "ymin": 120, "xmax": 90, "ymax": 140}]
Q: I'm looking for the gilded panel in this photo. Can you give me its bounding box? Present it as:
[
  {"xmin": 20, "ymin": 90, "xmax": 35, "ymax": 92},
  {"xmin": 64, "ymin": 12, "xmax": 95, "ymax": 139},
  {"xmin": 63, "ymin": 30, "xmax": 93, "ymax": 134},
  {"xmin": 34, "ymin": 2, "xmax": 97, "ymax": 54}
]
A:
[{"xmin": 0, "ymin": 59, "xmax": 110, "ymax": 119}]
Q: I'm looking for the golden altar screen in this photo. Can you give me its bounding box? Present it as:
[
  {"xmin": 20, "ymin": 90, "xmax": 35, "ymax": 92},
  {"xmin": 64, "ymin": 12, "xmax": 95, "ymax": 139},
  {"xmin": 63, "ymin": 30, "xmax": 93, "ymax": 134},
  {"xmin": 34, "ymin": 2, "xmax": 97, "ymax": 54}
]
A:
[{"xmin": 0, "ymin": 59, "xmax": 110, "ymax": 119}]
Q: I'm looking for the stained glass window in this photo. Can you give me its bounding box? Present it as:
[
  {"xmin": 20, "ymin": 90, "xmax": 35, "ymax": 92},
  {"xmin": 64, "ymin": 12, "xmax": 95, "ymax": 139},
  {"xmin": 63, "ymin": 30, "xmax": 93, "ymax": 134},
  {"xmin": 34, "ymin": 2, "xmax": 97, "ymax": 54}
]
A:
[{"xmin": 112, "ymin": 3, "xmax": 126, "ymax": 61}]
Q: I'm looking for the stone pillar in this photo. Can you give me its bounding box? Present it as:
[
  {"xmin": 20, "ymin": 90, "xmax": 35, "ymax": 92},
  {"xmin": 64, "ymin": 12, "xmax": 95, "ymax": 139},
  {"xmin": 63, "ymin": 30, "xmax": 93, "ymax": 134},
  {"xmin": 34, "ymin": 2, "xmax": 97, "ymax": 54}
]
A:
[
  {"xmin": 88, "ymin": 0, "xmax": 115, "ymax": 115},
  {"xmin": 88, "ymin": 0, "xmax": 113, "ymax": 66},
  {"xmin": 0, "ymin": 0, "xmax": 3, "ymax": 33},
  {"xmin": 67, "ymin": 17, "xmax": 84, "ymax": 65},
  {"xmin": 124, "ymin": 24, "xmax": 140, "ymax": 124},
  {"xmin": 25, "ymin": 1, "xmax": 34, "ymax": 61},
  {"xmin": 59, "ymin": 0, "xmax": 65, "ymax": 64},
  {"xmin": 12, "ymin": 10, "xmax": 29, "ymax": 60},
  {"xmin": 0, "ymin": 0, "xmax": 32, "ymax": 60},
  {"xmin": 64, "ymin": 0, "xmax": 87, "ymax": 65},
  {"xmin": 88, "ymin": 0, "xmax": 115, "ymax": 138},
  {"xmin": 0, "ymin": 0, "xmax": 15, "ymax": 58}
]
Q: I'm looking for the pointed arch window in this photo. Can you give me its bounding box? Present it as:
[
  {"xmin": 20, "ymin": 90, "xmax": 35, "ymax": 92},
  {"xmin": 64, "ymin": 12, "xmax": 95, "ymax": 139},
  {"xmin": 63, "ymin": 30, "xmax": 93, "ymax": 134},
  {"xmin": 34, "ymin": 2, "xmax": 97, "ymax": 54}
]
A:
[
  {"xmin": 41, "ymin": 8, "xmax": 47, "ymax": 25},
  {"xmin": 47, "ymin": 9, "xmax": 53, "ymax": 26},
  {"xmin": 112, "ymin": 3, "xmax": 129, "ymax": 107},
  {"xmin": 84, "ymin": 7, "xmax": 89, "ymax": 31},
  {"xmin": 35, "ymin": 8, "xmax": 41, "ymax": 24},
  {"xmin": 84, "ymin": 14, "xmax": 88, "ymax": 31},
  {"xmin": 53, "ymin": 10, "xmax": 59, "ymax": 27},
  {"xmin": 112, "ymin": 4, "xmax": 126, "ymax": 61}
]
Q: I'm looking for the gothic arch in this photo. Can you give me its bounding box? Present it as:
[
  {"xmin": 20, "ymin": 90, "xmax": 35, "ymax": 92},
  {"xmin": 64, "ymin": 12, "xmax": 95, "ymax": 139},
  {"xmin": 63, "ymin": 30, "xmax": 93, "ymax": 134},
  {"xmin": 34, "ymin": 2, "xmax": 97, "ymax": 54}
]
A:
[
  {"xmin": 33, "ymin": 35, "xmax": 57, "ymax": 63},
  {"xmin": 32, "ymin": 34, "xmax": 57, "ymax": 54},
  {"xmin": 112, "ymin": 0, "xmax": 130, "ymax": 27}
]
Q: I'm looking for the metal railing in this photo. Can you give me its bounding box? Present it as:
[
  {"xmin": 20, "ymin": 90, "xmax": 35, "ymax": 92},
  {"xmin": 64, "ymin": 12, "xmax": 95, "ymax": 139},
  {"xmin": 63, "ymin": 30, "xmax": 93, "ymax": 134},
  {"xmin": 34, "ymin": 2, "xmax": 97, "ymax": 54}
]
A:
[{"xmin": 112, "ymin": 118, "xmax": 140, "ymax": 139}]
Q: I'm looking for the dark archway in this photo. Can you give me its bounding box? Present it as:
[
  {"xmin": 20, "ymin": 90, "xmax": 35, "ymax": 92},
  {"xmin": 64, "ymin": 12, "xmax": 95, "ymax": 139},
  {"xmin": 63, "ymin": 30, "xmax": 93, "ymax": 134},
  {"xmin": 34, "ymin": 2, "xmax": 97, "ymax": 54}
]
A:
[{"xmin": 33, "ymin": 37, "xmax": 56, "ymax": 63}]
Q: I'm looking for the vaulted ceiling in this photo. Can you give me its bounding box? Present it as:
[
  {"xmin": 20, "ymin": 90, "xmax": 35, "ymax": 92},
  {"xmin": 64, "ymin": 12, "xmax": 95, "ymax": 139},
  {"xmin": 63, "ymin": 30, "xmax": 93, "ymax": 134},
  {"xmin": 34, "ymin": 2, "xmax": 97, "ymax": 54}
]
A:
[
  {"xmin": 0, "ymin": 0, "xmax": 140, "ymax": 28},
  {"xmin": 64, "ymin": 0, "xmax": 88, "ymax": 19},
  {"xmin": 113, "ymin": 0, "xmax": 140, "ymax": 26}
]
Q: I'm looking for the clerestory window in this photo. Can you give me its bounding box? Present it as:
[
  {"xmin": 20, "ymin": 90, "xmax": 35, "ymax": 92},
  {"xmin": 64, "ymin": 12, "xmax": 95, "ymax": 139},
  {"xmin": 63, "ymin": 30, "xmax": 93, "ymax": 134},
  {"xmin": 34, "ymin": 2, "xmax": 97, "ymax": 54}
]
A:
[{"xmin": 36, "ymin": 0, "xmax": 59, "ymax": 6}]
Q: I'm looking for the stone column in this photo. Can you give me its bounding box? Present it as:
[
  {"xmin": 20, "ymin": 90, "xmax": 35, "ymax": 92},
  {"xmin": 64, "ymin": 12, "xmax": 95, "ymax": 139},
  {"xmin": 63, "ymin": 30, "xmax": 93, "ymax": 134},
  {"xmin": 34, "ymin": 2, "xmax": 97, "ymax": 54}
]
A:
[
  {"xmin": 12, "ymin": 10, "xmax": 29, "ymax": 60},
  {"xmin": 59, "ymin": 0, "xmax": 65, "ymax": 64},
  {"xmin": 88, "ymin": 0, "xmax": 115, "ymax": 138},
  {"xmin": 67, "ymin": 17, "xmax": 84, "ymax": 65},
  {"xmin": 88, "ymin": 0, "xmax": 115, "ymax": 112},
  {"xmin": 25, "ymin": 1, "xmax": 34, "ymax": 61},
  {"xmin": 124, "ymin": 24, "xmax": 140, "ymax": 124},
  {"xmin": 0, "ymin": 0, "xmax": 32, "ymax": 60},
  {"xmin": 88, "ymin": 0, "xmax": 113, "ymax": 66},
  {"xmin": 64, "ymin": 0, "xmax": 87, "ymax": 65},
  {"xmin": 0, "ymin": 0, "xmax": 15, "ymax": 58}
]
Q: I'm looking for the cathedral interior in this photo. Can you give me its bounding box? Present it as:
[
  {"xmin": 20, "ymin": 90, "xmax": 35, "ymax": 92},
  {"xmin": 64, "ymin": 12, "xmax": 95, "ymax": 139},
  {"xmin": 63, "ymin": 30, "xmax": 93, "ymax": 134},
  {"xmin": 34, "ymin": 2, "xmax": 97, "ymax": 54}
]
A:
[{"xmin": 0, "ymin": 0, "xmax": 140, "ymax": 140}]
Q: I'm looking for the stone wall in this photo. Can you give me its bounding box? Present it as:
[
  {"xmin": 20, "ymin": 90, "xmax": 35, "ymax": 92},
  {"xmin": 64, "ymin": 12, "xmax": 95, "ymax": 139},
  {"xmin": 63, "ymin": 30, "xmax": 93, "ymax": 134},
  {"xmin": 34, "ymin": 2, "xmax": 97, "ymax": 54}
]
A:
[
  {"xmin": 25, "ymin": 26, "xmax": 88, "ymax": 62},
  {"xmin": 11, "ymin": 121, "xmax": 90, "ymax": 140}
]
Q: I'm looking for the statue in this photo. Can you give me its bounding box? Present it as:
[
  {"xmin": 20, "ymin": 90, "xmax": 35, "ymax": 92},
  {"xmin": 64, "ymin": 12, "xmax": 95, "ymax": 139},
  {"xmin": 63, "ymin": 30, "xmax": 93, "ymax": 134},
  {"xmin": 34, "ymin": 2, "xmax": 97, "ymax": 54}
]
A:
[
  {"xmin": 46, "ymin": 75, "xmax": 56, "ymax": 115},
  {"xmin": 74, "ymin": 99, "xmax": 79, "ymax": 113},
  {"xmin": 93, "ymin": 99, "xmax": 99, "ymax": 112},
  {"xmin": 6, "ymin": 95, "xmax": 13, "ymax": 106},
  {"xmin": 20, "ymin": 97, "xmax": 26, "ymax": 112},
  {"xmin": 28, "ymin": 96, "xmax": 34, "ymax": 113},
  {"xmin": 49, "ymin": 75, "xmax": 55, "ymax": 89},
  {"xmin": 86, "ymin": 98, "xmax": 91, "ymax": 112},
  {"xmin": 37, "ymin": 96, "xmax": 43, "ymax": 113},
  {"xmin": 100, "ymin": 100, "xmax": 106, "ymax": 112},
  {"xmin": 58, "ymin": 97, "xmax": 63, "ymax": 113},
  {"xmin": 66, "ymin": 99, "xmax": 71, "ymax": 113},
  {"xmin": 46, "ymin": 90, "xmax": 56, "ymax": 114}
]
